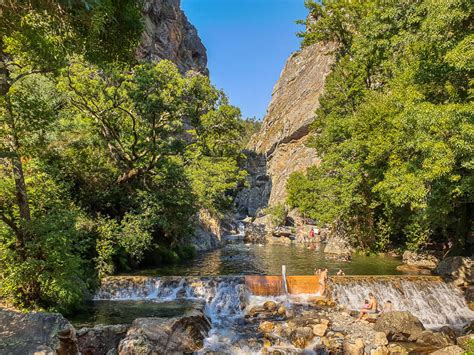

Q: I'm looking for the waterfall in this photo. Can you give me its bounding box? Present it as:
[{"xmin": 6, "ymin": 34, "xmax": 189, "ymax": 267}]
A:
[
  {"xmin": 282, "ymin": 265, "xmax": 289, "ymax": 296},
  {"xmin": 331, "ymin": 276, "xmax": 474, "ymax": 329},
  {"xmin": 237, "ymin": 221, "xmax": 245, "ymax": 237},
  {"xmin": 94, "ymin": 275, "xmax": 473, "ymax": 331}
]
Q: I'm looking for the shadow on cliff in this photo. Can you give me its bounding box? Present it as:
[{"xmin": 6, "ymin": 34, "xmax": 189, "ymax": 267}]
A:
[{"xmin": 234, "ymin": 150, "xmax": 271, "ymax": 218}]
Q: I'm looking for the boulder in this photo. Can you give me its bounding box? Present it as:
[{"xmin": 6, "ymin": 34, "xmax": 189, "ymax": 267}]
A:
[
  {"xmin": 259, "ymin": 321, "xmax": 275, "ymax": 334},
  {"xmin": 0, "ymin": 309, "xmax": 78, "ymax": 355},
  {"xmin": 277, "ymin": 306, "xmax": 287, "ymax": 316},
  {"xmin": 243, "ymin": 221, "xmax": 268, "ymax": 243},
  {"xmin": 402, "ymin": 251, "xmax": 439, "ymax": 270},
  {"xmin": 386, "ymin": 344, "xmax": 409, "ymax": 354},
  {"xmin": 412, "ymin": 330, "xmax": 453, "ymax": 347},
  {"xmin": 373, "ymin": 332, "xmax": 388, "ymax": 346},
  {"xmin": 290, "ymin": 326, "xmax": 314, "ymax": 348},
  {"xmin": 343, "ymin": 338, "xmax": 365, "ymax": 355},
  {"xmin": 370, "ymin": 345, "xmax": 389, "ymax": 355},
  {"xmin": 312, "ymin": 323, "xmax": 328, "ymax": 337},
  {"xmin": 324, "ymin": 234, "xmax": 353, "ymax": 255},
  {"xmin": 434, "ymin": 256, "xmax": 472, "ymax": 287},
  {"xmin": 118, "ymin": 303, "xmax": 210, "ymax": 354},
  {"xmin": 77, "ymin": 324, "xmax": 128, "ymax": 355},
  {"xmin": 272, "ymin": 226, "xmax": 293, "ymax": 238},
  {"xmin": 373, "ymin": 311, "xmax": 425, "ymax": 341},
  {"xmin": 396, "ymin": 264, "xmax": 432, "ymax": 275},
  {"xmin": 430, "ymin": 345, "xmax": 464, "ymax": 354},
  {"xmin": 439, "ymin": 326, "xmax": 457, "ymax": 342},
  {"xmin": 263, "ymin": 301, "xmax": 278, "ymax": 312}
]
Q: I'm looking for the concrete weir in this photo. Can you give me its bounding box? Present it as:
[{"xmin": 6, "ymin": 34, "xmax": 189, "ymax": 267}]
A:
[
  {"xmin": 244, "ymin": 275, "xmax": 322, "ymax": 296},
  {"xmin": 93, "ymin": 274, "xmax": 473, "ymax": 328}
]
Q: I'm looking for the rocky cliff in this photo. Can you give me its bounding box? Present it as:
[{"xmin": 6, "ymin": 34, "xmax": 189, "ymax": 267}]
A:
[
  {"xmin": 241, "ymin": 42, "xmax": 335, "ymax": 215},
  {"xmin": 138, "ymin": 0, "xmax": 208, "ymax": 75}
]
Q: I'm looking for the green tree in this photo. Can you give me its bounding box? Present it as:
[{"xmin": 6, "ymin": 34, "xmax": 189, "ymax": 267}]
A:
[{"xmin": 289, "ymin": 0, "xmax": 473, "ymax": 253}]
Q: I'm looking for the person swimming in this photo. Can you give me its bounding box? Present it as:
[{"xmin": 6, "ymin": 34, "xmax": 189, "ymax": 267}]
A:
[{"xmin": 337, "ymin": 268, "xmax": 345, "ymax": 276}]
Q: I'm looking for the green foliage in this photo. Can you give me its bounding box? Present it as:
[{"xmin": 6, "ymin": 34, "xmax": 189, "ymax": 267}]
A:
[
  {"xmin": 239, "ymin": 117, "xmax": 262, "ymax": 147},
  {"xmin": 289, "ymin": 0, "xmax": 473, "ymax": 253},
  {"xmin": 1, "ymin": 2, "xmax": 247, "ymax": 312},
  {"xmin": 0, "ymin": 162, "xmax": 95, "ymax": 312},
  {"xmin": 265, "ymin": 204, "xmax": 288, "ymax": 227}
]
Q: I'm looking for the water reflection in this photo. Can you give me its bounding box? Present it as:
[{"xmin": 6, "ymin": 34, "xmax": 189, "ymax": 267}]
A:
[
  {"xmin": 68, "ymin": 300, "xmax": 192, "ymax": 328},
  {"xmin": 134, "ymin": 244, "xmax": 402, "ymax": 276}
]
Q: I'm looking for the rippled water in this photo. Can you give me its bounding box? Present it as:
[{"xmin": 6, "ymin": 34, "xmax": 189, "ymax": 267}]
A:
[{"xmin": 131, "ymin": 244, "xmax": 402, "ymax": 276}]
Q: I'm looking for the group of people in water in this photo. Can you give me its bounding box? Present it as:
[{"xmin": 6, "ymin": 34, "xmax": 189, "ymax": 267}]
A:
[{"xmin": 314, "ymin": 267, "xmax": 394, "ymax": 321}]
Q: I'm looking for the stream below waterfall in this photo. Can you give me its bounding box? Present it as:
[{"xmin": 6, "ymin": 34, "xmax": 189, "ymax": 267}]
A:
[
  {"xmin": 68, "ymin": 243, "xmax": 473, "ymax": 353},
  {"xmin": 126, "ymin": 243, "xmax": 403, "ymax": 276}
]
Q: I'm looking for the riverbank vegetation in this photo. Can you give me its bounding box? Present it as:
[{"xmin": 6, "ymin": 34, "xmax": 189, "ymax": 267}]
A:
[
  {"xmin": 0, "ymin": 1, "xmax": 248, "ymax": 312},
  {"xmin": 288, "ymin": 0, "xmax": 473, "ymax": 254}
]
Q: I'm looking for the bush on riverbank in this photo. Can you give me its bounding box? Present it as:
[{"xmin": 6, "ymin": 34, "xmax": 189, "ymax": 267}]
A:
[{"xmin": 289, "ymin": 0, "xmax": 473, "ymax": 254}]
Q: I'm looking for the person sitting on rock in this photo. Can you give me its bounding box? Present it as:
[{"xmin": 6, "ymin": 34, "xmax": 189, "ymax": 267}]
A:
[
  {"xmin": 381, "ymin": 300, "xmax": 394, "ymax": 313},
  {"xmin": 356, "ymin": 292, "xmax": 378, "ymax": 321}
]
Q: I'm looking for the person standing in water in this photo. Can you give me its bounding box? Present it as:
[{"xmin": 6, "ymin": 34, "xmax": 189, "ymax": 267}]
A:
[{"xmin": 319, "ymin": 268, "xmax": 328, "ymax": 296}]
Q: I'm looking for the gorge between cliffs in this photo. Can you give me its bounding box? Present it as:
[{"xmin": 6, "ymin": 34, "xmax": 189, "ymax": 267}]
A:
[{"xmin": 0, "ymin": 0, "xmax": 473, "ymax": 354}]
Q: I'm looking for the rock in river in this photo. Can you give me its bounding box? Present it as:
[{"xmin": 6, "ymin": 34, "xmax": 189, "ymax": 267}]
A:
[
  {"xmin": 118, "ymin": 302, "xmax": 210, "ymax": 354},
  {"xmin": 0, "ymin": 309, "xmax": 78, "ymax": 355},
  {"xmin": 77, "ymin": 324, "xmax": 129, "ymax": 355},
  {"xmin": 373, "ymin": 311, "xmax": 425, "ymax": 341}
]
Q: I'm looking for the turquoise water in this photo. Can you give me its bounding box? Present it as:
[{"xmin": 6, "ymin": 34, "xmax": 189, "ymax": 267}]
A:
[{"xmin": 132, "ymin": 243, "xmax": 402, "ymax": 276}]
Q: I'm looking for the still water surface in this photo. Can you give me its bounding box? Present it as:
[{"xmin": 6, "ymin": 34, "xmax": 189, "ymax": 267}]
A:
[
  {"xmin": 132, "ymin": 244, "xmax": 402, "ymax": 276},
  {"xmin": 69, "ymin": 300, "xmax": 192, "ymax": 328}
]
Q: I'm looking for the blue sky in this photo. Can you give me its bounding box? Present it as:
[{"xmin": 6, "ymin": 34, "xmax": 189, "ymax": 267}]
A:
[{"xmin": 181, "ymin": 0, "xmax": 307, "ymax": 120}]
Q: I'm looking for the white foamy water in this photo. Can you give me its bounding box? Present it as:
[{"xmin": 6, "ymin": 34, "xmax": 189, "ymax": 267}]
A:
[
  {"xmin": 332, "ymin": 278, "xmax": 474, "ymax": 329},
  {"xmin": 92, "ymin": 275, "xmax": 473, "ymax": 353}
]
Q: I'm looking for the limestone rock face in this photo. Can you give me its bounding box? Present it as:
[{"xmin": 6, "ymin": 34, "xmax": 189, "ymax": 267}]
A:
[
  {"xmin": 244, "ymin": 42, "xmax": 336, "ymax": 210},
  {"xmin": 0, "ymin": 310, "xmax": 78, "ymax": 355},
  {"xmin": 234, "ymin": 151, "xmax": 271, "ymax": 218},
  {"xmin": 190, "ymin": 209, "xmax": 223, "ymax": 251},
  {"xmin": 138, "ymin": 0, "xmax": 208, "ymax": 75}
]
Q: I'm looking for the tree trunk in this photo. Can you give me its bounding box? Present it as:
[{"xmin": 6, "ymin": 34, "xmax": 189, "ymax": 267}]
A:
[{"xmin": 1, "ymin": 49, "xmax": 31, "ymax": 250}]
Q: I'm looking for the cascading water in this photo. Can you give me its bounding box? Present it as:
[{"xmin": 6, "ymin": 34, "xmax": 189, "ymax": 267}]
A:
[
  {"xmin": 92, "ymin": 275, "xmax": 473, "ymax": 353},
  {"xmin": 94, "ymin": 276, "xmax": 252, "ymax": 353},
  {"xmin": 237, "ymin": 221, "xmax": 245, "ymax": 237},
  {"xmin": 331, "ymin": 276, "xmax": 474, "ymax": 329}
]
